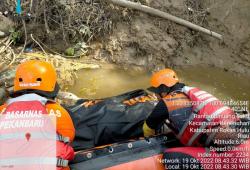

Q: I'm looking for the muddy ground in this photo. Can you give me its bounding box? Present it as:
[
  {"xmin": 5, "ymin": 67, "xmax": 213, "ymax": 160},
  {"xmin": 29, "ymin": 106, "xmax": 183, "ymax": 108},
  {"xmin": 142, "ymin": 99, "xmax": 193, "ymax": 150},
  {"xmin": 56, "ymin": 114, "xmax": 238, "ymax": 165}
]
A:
[
  {"xmin": 89, "ymin": 0, "xmax": 250, "ymax": 75},
  {"xmin": 0, "ymin": 0, "xmax": 250, "ymax": 76}
]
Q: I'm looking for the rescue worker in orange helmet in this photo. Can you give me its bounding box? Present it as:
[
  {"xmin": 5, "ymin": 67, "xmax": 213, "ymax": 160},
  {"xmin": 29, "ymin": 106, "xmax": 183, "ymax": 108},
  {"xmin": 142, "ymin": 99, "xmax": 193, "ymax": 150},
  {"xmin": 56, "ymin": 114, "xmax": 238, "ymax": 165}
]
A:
[
  {"xmin": 0, "ymin": 60, "xmax": 75, "ymax": 170},
  {"xmin": 144, "ymin": 69, "xmax": 249, "ymax": 170},
  {"xmin": 143, "ymin": 68, "xmax": 239, "ymax": 147}
]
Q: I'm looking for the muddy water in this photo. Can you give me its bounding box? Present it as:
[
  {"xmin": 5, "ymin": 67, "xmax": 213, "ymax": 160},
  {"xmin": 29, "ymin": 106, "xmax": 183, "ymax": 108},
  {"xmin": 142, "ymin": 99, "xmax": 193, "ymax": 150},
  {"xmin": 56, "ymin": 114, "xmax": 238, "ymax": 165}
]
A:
[
  {"xmin": 176, "ymin": 67, "xmax": 250, "ymax": 102},
  {"xmin": 67, "ymin": 64, "xmax": 151, "ymax": 99},
  {"xmin": 68, "ymin": 65, "xmax": 250, "ymax": 109}
]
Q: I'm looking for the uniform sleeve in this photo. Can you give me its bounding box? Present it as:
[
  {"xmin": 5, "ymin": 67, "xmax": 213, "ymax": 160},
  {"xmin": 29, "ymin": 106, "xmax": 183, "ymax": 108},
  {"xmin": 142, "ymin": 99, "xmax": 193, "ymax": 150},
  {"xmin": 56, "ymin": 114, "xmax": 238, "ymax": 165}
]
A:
[
  {"xmin": 145, "ymin": 99, "xmax": 169, "ymax": 129},
  {"xmin": 46, "ymin": 102, "xmax": 75, "ymax": 142}
]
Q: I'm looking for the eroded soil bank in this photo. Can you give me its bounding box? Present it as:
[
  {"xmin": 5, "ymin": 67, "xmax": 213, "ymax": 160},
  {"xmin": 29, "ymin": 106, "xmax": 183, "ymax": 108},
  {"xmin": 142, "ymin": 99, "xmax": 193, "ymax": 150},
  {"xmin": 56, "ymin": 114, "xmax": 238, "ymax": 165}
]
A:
[
  {"xmin": 89, "ymin": 0, "xmax": 250, "ymax": 75},
  {"xmin": 1, "ymin": 0, "xmax": 250, "ymax": 75}
]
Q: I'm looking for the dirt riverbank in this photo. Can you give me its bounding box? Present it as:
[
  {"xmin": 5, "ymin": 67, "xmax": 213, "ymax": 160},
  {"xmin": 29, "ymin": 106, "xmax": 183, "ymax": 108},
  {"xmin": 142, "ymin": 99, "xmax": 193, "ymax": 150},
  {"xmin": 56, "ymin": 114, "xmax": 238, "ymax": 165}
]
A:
[
  {"xmin": 0, "ymin": 0, "xmax": 249, "ymax": 83},
  {"xmin": 87, "ymin": 0, "xmax": 250, "ymax": 75}
]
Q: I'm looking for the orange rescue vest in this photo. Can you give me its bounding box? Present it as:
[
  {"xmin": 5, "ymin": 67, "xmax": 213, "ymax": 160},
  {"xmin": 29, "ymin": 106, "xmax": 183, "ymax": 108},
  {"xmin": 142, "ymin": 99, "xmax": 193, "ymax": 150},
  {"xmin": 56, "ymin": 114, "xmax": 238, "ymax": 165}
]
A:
[{"xmin": 0, "ymin": 94, "xmax": 75, "ymax": 169}]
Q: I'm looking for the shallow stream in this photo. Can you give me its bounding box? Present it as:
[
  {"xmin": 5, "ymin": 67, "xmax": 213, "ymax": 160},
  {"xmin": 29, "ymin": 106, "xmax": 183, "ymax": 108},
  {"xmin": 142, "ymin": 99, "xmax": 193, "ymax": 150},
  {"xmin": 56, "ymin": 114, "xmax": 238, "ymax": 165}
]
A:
[{"xmin": 68, "ymin": 64, "xmax": 250, "ymax": 109}]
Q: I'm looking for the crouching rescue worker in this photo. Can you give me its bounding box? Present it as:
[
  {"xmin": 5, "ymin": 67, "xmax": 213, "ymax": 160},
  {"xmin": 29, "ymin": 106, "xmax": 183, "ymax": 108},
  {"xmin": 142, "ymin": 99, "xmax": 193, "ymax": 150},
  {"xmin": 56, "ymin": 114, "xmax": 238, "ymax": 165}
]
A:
[
  {"xmin": 0, "ymin": 60, "xmax": 75, "ymax": 170},
  {"xmin": 143, "ymin": 69, "xmax": 250, "ymax": 169}
]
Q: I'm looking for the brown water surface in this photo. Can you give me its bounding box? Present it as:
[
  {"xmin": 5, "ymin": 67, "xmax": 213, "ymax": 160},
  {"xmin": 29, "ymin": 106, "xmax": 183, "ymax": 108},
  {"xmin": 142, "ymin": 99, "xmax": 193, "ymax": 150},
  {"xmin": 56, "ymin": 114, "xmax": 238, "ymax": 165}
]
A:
[{"xmin": 68, "ymin": 65, "xmax": 250, "ymax": 109}]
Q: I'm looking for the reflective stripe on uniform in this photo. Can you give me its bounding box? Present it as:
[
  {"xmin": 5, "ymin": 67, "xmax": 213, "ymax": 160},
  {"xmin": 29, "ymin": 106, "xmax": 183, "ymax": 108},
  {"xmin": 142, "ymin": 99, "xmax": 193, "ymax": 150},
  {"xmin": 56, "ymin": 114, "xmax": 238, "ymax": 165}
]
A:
[
  {"xmin": 0, "ymin": 132, "xmax": 56, "ymax": 141},
  {"xmin": 0, "ymin": 132, "xmax": 69, "ymax": 143},
  {"xmin": 198, "ymin": 93, "xmax": 213, "ymax": 100},
  {"xmin": 57, "ymin": 158, "xmax": 69, "ymax": 167},
  {"xmin": 177, "ymin": 97, "xmax": 218, "ymax": 138},
  {"xmin": 0, "ymin": 157, "xmax": 68, "ymax": 167},
  {"xmin": 194, "ymin": 91, "xmax": 206, "ymax": 96},
  {"xmin": 187, "ymin": 122, "xmax": 209, "ymax": 146},
  {"xmin": 0, "ymin": 157, "xmax": 57, "ymax": 166},
  {"xmin": 182, "ymin": 86, "xmax": 195, "ymax": 94},
  {"xmin": 207, "ymin": 106, "xmax": 230, "ymax": 121},
  {"xmin": 193, "ymin": 97, "xmax": 218, "ymax": 113},
  {"xmin": 187, "ymin": 106, "xmax": 230, "ymax": 146}
]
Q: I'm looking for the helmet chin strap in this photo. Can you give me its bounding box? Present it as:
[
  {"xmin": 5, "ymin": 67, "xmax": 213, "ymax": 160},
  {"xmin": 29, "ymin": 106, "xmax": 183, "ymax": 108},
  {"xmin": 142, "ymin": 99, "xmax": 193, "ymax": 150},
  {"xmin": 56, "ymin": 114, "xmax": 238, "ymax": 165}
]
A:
[
  {"xmin": 147, "ymin": 83, "xmax": 185, "ymax": 96},
  {"xmin": 157, "ymin": 85, "xmax": 171, "ymax": 97},
  {"xmin": 170, "ymin": 83, "xmax": 185, "ymax": 92},
  {"xmin": 147, "ymin": 84, "xmax": 170, "ymax": 95},
  {"xmin": 159, "ymin": 83, "xmax": 186, "ymax": 97}
]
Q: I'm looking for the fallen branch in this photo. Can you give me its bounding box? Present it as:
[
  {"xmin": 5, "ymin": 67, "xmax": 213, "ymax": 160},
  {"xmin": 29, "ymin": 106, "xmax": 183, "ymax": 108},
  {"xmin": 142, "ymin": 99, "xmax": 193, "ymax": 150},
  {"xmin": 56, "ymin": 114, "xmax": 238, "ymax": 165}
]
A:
[
  {"xmin": 30, "ymin": 34, "xmax": 49, "ymax": 58},
  {"xmin": 108, "ymin": 0, "xmax": 223, "ymax": 40},
  {"xmin": 0, "ymin": 37, "xmax": 13, "ymax": 54},
  {"xmin": 8, "ymin": 48, "xmax": 17, "ymax": 66}
]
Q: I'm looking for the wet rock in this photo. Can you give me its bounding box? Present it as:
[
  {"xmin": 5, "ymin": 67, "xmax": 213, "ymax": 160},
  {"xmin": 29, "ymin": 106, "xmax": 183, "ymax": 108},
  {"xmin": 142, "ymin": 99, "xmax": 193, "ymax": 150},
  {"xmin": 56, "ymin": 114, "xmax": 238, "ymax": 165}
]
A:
[
  {"xmin": 0, "ymin": 30, "xmax": 5, "ymax": 38},
  {"xmin": 3, "ymin": 11, "xmax": 8, "ymax": 16},
  {"xmin": 0, "ymin": 14, "xmax": 14, "ymax": 33},
  {"xmin": 0, "ymin": 69, "xmax": 16, "ymax": 87}
]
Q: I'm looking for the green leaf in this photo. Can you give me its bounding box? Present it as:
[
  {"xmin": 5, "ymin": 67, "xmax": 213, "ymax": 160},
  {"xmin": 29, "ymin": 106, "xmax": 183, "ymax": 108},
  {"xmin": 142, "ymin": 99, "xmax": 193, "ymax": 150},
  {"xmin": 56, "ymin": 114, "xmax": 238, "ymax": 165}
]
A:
[{"xmin": 65, "ymin": 47, "xmax": 75, "ymax": 56}]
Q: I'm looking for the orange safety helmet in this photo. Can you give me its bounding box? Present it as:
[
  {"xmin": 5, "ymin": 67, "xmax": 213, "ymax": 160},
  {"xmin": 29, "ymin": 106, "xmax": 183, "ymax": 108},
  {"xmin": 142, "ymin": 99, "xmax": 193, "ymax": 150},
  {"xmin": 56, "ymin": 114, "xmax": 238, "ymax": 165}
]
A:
[
  {"xmin": 150, "ymin": 69, "xmax": 179, "ymax": 88},
  {"xmin": 14, "ymin": 60, "xmax": 59, "ymax": 97}
]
